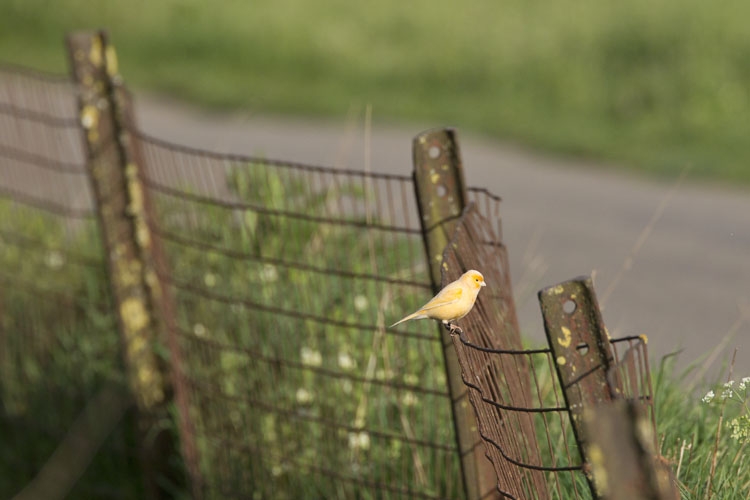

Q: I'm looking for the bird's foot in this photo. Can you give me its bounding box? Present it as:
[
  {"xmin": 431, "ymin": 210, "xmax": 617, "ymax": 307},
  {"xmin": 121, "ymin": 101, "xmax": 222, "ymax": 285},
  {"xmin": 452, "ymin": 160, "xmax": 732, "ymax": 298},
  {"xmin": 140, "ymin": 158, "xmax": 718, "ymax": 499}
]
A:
[{"xmin": 444, "ymin": 322, "xmax": 463, "ymax": 336}]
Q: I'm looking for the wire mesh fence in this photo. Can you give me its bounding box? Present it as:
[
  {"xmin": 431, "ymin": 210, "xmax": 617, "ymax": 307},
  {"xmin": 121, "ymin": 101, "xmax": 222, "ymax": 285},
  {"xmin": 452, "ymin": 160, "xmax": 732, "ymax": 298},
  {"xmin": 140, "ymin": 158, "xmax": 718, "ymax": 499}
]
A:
[
  {"xmin": 1, "ymin": 34, "xmax": 662, "ymax": 500},
  {"xmin": 136, "ymin": 128, "xmax": 475, "ymax": 498},
  {"xmin": 441, "ymin": 204, "xmax": 655, "ymax": 499},
  {"xmin": 0, "ymin": 59, "xmax": 506, "ymax": 499}
]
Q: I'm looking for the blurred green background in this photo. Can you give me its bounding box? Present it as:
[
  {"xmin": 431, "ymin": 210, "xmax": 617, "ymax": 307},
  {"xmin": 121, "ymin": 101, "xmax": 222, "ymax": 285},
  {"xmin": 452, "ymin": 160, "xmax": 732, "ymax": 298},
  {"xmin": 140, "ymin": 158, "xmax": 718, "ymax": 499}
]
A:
[{"xmin": 1, "ymin": 0, "xmax": 749, "ymax": 183}]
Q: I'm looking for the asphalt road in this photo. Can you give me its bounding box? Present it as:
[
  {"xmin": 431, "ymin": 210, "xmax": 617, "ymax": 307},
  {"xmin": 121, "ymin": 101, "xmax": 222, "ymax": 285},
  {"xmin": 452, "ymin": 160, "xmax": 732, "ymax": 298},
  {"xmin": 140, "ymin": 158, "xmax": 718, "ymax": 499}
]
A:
[{"xmin": 136, "ymin": 96, "xmax": 750, "ymax": 380}]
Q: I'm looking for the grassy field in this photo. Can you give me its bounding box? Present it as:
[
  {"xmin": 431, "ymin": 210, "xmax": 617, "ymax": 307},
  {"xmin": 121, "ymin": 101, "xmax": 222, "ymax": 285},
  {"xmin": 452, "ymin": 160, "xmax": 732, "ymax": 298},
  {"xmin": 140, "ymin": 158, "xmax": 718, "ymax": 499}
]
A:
[{"xmin": 2, "ymin": 0, "xmax": 750, "ymax": 183}]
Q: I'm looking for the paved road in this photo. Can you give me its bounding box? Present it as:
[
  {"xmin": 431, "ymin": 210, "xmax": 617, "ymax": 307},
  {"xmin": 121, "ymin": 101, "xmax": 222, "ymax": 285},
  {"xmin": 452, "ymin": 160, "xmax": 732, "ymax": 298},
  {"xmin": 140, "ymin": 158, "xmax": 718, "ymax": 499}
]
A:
[{"xmin": 136, "ymin": 96, "xmax": 750, "ymax": 379}]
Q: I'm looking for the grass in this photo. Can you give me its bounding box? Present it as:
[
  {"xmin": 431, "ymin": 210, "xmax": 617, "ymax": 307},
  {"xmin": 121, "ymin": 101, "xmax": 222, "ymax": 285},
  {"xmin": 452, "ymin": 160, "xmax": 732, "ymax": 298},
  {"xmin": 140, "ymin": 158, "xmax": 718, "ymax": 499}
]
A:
[
  {"xmin": 2, "ymin": 0, "xmax": 750, "ymax": 184},
  {"xmin": 656, "ymin": 357, "xmax": 750, "ymax": 498},
  {"xmin": 0, "ymin": 204, "xmax": 142, "ymax": 499}
]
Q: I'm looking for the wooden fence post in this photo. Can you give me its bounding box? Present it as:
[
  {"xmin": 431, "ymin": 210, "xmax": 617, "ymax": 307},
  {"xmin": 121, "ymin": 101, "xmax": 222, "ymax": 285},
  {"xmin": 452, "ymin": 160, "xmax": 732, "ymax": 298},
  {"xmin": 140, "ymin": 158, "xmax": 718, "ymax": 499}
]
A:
[
  {"xmin": 538, "ymin": 276, "xmax": 619, "ymax": 495},
  {"xmin": 66, "ymin": 31, "xmax": 189, "ymax": 498},
  {"xmin": 413, "ymin": 128, "xmax": 499, "ymax": 500},
  {"xmin": 583, "ymin": 401, "xmax": 679, "ymax": 500}
]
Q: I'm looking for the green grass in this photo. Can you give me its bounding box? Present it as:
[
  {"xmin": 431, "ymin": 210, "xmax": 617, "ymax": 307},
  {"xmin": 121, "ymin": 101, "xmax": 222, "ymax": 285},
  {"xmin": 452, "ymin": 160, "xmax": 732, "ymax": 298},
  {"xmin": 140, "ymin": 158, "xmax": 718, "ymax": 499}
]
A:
[
  {"xmin": 2, "ymin": 0, "xmax": 750, "ymax": 183},
  {"xmin": 0, "ymin": 204, "xmax": 143, "ymax": 499},
  {"xmin": 656, "ymin": 359, "xmax": 750, "ymax": 498}
]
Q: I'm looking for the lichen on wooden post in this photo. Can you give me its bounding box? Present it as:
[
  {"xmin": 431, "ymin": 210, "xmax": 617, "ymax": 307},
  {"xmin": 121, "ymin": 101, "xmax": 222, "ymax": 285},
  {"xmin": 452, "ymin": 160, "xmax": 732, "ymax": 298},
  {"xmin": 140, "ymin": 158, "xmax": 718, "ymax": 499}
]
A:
[
  {"xmin": 66, "ymin": 30, "xmax": 194, "ymax": 498},
  {"xmin": 67, "ymin": 29, "xmax": 165, "ymax": 413},
  {"xmin": 412, "ymin": 128, "xmax": 499, "ymax": 500},
  {"xmin": 538, "ymin": 276, "xmax": 620, "ymax": 496}
]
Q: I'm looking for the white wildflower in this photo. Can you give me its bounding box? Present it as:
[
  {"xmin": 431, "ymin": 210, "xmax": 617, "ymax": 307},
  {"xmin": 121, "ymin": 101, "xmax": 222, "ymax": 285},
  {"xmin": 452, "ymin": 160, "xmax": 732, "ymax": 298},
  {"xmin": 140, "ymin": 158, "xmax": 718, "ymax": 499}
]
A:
[
  {"xmin": 203, "ymin": 272, "xmax": 217, "ymax": 287},
  {"xmin": 296, "ymin": 388, "xmax": 313, "ymax": 404},
  {"xmin": 357, "ymin": 432, "xmax": 371, "ymax": 450},
  {"xmin": 401, "ymin": 392, "xmax": 419, "ymax": 407},
  {"xmin": 193, "ymin": 323, "xmax": 207, "ymax": 337},
  {"xmin": 729, "ymin": 416, "xmax": 750, "ymax": 442},
  {"xmin": 45, "ymin": 250, "xmax": 65, "ymax": 270},
  {"xmin": 348, "ymin": 431, "xmax": 370, "ymax": 451},
  {"xmin": 702, "ymin": 390, "xmax": 715, "ymax": 404},
  {"xmin": 353, "ymin": 295, "xmax": 368, "ymax": 312},
  {"xmin": 338, "ymin": 352, "xmax": 356, "ymax": 370},
  {"xmin": 739, "ymin": 377, "xmax": 750, "ymax": 391},
  {"xmin": 260, "ymin": 264, "xmax": 278, "ymax": 283},
  {"xmin": 300, "ymin": 347, "xmax": 322, "ymax": 367}
]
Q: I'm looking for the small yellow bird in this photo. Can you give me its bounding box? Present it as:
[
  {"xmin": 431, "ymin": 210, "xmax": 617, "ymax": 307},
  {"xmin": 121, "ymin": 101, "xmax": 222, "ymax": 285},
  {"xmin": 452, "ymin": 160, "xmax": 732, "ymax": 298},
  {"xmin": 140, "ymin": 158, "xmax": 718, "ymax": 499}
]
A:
[{"xmin": 390, "ymin": 270, "xmax": 486, "ymax": 331}]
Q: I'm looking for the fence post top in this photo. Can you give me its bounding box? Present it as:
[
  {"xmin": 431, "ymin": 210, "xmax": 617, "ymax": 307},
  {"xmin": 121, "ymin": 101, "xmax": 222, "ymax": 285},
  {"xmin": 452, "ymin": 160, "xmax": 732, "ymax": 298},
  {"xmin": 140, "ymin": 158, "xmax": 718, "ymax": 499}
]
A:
[
  {"xmin": 537, "ymin": 275, "xmax": 593, "ymax": 298},
  {"xmin": 413, "ymin": 126, "xmax": 459, "ymax": 142}
]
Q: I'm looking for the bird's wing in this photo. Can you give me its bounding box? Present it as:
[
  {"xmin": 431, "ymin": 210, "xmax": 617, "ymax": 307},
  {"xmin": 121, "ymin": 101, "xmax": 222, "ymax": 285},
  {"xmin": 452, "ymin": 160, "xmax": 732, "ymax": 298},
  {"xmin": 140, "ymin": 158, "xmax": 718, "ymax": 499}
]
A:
[{"xmin": 420, "ymin": 284, "xmax": 463, "ymax": 311}]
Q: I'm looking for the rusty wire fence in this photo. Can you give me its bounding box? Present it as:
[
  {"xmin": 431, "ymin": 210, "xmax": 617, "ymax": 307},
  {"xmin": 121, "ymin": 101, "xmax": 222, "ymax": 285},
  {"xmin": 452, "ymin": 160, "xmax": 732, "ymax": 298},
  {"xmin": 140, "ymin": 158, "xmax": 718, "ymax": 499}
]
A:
[
  {"xmin": 0, "ymin": 65, "xmax": 140, "ymax": 498},
  {"xmin": 0, "ymin": 59, "xmax": 504, "ymax": 499},
  {"xmin": 1, "ymin": 34, "xmax": 664, "ymax": 500},
  {"xmin": 135, "ymin": 126, "xmax": 512, "ymax": 498},
  {"xmin": 440, "ymin": 204, "xmax": 655, "ymax": 499},
  {"xmin": 138, "ymin": 132, "xmax": 440, "ymax": 496}
]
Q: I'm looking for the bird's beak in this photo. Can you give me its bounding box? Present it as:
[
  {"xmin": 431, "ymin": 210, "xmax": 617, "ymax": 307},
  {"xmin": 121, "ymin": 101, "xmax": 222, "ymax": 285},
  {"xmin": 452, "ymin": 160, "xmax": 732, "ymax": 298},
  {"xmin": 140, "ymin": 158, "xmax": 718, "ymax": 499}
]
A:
[{"xmin": 481, "ymin": 281, "xmax": 487, "ymax": 287}]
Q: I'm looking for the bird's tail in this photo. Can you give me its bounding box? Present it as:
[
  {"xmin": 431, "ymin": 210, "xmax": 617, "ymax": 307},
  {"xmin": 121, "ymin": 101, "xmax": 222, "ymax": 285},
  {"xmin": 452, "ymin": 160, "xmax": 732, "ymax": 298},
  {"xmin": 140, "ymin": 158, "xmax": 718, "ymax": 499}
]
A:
[{"xmin": 389, "ymin": 310, "xmax": 425, "ymax": 328}]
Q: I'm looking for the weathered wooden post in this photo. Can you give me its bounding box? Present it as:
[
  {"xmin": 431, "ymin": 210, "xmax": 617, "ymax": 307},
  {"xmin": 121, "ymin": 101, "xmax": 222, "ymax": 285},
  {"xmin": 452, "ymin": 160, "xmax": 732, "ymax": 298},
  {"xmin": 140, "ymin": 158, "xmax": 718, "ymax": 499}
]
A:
[
  {"xmin": 584, "ymin": 401, "xmax": 679, "ymax": 500},
  {"xmin": 538, "ymin": 276, "xmax": 620, "ymax": 495},
  {"xmin": 412, "ymin": 128, "xmax": 499, "ymax": 500},
  {"xmin": 66, "ymin": 31, "xmax": 199, "ymax": 498}
]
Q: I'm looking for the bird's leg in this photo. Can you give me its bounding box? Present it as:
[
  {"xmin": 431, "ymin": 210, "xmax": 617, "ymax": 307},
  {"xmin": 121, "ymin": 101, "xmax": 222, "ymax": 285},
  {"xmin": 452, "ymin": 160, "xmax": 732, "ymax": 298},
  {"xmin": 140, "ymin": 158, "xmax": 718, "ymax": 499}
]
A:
[{"xmin": 444, "ymin": 321, "xmax": 463, "ymax": 336}]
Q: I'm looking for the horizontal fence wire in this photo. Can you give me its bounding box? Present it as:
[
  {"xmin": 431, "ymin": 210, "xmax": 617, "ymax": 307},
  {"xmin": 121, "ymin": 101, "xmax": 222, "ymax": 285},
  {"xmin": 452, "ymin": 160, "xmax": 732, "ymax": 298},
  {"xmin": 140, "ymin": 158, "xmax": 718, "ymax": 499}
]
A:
[
  {"xmin": 0, "ymin": 65, "xmax": 139, "ymax": 499},
  {"xmin": 133, "ymin": 122, "xmax": 470, "ymax": 499},
  {"xmin": 441, "ymin": 205, "xmax": 656, "ymax": 500},
  {"xmin": 0, "ymin": 64, "xmax": 94, "ymax": 222}
]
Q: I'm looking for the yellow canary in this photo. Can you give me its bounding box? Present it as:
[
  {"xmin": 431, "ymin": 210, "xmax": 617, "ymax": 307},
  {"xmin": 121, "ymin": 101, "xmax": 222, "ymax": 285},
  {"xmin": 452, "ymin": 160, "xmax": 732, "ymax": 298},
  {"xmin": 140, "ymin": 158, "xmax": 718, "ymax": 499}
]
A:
[{"xmin": 390, "ymin": 270, "xmax": 486, "ymax": 330}]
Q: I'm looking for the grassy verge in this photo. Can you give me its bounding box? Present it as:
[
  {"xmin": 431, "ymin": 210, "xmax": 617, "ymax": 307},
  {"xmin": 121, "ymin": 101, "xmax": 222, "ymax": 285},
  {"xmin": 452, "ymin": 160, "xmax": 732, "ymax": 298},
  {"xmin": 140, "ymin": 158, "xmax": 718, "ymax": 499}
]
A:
[
  {"xmin": 656, "ymin": 358, "xmax": 750, "ymax": 498},
  {"xmin": 2, "ymin": 0, "xmax": 750, "ymax": 184},
  {"xmin": 0, "ymin": 204, "xmax": 142, "ymax": 499}
]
